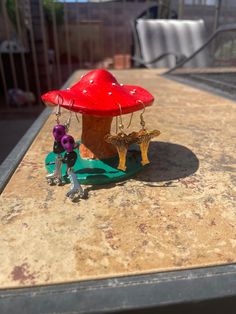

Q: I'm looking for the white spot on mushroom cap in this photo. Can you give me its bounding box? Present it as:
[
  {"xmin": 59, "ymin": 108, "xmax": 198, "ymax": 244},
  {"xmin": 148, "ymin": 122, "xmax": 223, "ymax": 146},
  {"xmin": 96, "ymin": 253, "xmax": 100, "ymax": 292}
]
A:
[
  {"xmin": 108, "ymin": 92, "xmax": 112, "ymax": 95},
  {"xmin": 90, "ymin": 79, "xmax": 94, "ymax": 83},
  {"xmin": 83, "ymin": 89, "xmax": 87, "ymax": 93}
]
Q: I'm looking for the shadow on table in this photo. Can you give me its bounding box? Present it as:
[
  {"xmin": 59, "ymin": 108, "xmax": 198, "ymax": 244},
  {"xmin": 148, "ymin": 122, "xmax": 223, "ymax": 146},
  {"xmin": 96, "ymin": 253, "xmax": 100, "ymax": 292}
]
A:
[
  {"xmin": 80, "ymin": 141, "xmax": 199, "ymax": 200},
  {"xmin": 135, "ymin": 141, "xmax": 199, "ymax": 184}
]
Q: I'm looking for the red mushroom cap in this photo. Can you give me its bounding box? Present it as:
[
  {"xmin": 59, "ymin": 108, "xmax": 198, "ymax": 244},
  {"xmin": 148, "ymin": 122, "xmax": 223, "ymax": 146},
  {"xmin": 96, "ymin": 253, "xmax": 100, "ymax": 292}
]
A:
[{"xmin": 41, "ymin": 69, "xmax": 154, "ymax": 116}]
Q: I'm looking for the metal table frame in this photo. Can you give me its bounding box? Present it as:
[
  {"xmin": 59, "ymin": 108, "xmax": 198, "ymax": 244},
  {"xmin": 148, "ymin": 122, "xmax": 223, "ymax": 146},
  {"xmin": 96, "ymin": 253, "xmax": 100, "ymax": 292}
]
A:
[{"xmin": 0, "ymin": 264, "xmax": 236, "ymax": 313}]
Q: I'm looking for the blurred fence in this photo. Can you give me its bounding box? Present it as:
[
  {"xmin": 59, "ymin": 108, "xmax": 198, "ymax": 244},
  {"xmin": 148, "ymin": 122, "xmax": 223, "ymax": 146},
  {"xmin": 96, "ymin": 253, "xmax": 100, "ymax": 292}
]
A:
[{"xmin": 0, "ymin": 0, "xmax": 235, "ymax": 111}]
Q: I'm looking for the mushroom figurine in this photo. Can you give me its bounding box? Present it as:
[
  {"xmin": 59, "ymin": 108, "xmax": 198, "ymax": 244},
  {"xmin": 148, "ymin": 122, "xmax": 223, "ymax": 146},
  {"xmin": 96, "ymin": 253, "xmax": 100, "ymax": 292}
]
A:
[{"xmin": 42, "ymin": 69, "xmax": 160, "ymax": 185}]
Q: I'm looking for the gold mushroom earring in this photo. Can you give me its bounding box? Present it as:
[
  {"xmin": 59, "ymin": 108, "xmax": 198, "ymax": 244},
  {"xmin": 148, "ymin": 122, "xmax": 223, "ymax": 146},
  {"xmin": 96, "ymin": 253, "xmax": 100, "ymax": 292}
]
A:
[
  {"xmin": 104, "ymin": 104, "xmax": 135, "ymax": 172},
  {"xmin": 132, "ymin": 100, "xmax": 161, "ymax": 166}
]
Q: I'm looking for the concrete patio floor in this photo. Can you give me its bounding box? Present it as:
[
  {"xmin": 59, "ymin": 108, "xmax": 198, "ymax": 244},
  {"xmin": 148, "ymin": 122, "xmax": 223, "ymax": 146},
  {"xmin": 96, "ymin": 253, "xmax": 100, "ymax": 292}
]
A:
[{"xmin": 0, "ymin": 119, "xmax": 34, "ymax": 165}]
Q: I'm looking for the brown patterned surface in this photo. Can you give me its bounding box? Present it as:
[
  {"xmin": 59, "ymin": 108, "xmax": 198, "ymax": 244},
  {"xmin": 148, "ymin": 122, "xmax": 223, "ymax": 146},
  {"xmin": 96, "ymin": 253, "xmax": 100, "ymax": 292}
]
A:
[{"xmin": 0, "ymin": 69, "xmax": 235, "ymax": 289}]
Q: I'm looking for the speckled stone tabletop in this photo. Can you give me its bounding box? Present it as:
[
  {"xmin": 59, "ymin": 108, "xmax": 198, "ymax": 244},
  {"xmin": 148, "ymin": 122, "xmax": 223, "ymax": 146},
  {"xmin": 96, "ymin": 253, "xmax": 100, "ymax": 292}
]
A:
[{"xmin": 0, "ymin": 69, "xmax": 235, "ymax": 289}]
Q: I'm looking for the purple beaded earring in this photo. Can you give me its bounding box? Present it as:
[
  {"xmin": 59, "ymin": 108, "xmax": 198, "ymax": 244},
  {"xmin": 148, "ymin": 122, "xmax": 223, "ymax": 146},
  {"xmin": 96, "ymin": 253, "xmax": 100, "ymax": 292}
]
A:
[
  {"xmin": 46, "ymin": 95, "xmax": 67, "ymax": 185},
  {"xmin": 61, "ymin": 134, "xmax": 84, "ymax": 200}
]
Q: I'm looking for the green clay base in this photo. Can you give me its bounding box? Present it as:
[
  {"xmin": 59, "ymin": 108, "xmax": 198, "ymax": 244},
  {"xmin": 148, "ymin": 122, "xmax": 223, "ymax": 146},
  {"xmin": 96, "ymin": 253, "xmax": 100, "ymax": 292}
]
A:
[{"xmin": 45, "ymin": 142, "xmax": 145, "ymax": 185}]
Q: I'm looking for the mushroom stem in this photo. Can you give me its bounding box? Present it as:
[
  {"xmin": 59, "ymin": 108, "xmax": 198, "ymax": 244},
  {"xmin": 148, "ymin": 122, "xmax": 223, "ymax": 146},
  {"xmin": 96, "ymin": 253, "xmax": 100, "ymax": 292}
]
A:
[{"xmin": 79, "ymin": 115, "xmax": 117, "ymax": 159}]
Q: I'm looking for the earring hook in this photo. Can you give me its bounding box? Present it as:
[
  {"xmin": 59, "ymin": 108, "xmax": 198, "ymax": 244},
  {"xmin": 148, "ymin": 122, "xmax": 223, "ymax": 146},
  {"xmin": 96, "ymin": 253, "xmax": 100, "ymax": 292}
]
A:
[
  {"xmin": 55, "ymin": 94, "xmax": 63, "ymax": 124},
  {"xmin": 137, "ymin": 100, "xmax": 146, "ymax": 129},
  {"xmin": 126, "ymin": 113, "xmax": 133, "ymax": 129},
  {"xmin": 116, "ymin": 103, "xmax": 133, "ymax": 131},
  {"xmin": 75, "ymin": 112, "xmax": 80, "ymax": 125},
  {"xmin": 65, "ymin": 99, "xmax": 74, "ymax": 131},
  {"xmin": 117, "ymin": 103, "xmax": 125, "ymax": 133},
  {"xmin": 115, "ymin": 116, "xmax": 118, "ymax": 134}
]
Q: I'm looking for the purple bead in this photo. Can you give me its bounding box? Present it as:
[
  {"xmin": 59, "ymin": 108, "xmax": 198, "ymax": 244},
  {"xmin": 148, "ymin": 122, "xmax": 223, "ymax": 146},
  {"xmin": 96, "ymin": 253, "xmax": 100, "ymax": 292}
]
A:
[
  {"xmin": 61, "ymin": 134, "xmax": 75, "ymax": 152},
  {"xmin": 53, "ymin": 125, "xmax": 66, "ymax": 142}
]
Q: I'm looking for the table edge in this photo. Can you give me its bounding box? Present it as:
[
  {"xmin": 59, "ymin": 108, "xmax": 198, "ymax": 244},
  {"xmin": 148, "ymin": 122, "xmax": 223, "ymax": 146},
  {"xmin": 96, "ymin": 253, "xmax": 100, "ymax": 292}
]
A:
[
  {"xmin": 163, "ymin": 73, "xmax": 236, "ymax": 103},
  {"xmin": 1, "ymin": 264, "xmax": 236, "ymax": 313}
]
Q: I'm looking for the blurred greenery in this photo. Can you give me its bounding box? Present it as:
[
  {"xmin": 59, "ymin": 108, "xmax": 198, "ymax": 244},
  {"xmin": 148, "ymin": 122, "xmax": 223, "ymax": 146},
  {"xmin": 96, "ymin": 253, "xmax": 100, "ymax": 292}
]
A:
[
  {"xmin": 43, "ymin": 0, "xmax": 64, "ymax": 25},
  {"xmin": 5, "ymin": 0, "xmax": 17, "ymax": 28},
  {"xmin": 4, "ymin": 0, "xmax": 64, "ymax": 28}
]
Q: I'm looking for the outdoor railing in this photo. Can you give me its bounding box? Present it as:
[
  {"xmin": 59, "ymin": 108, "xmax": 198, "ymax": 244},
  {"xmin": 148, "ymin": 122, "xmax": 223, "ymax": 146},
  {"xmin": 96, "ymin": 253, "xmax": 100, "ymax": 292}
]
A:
[{"xmin": 0, "ymin": 0, "xmax": 235, "ymax": 110}]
